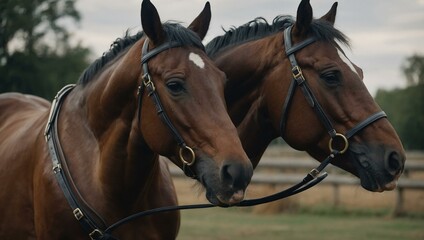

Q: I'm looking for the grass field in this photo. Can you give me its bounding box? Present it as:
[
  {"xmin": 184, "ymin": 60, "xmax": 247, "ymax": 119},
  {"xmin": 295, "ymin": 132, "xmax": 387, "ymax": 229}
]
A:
[
  {"xmin": 173, "ymin": 147, "xmax": 424, "ymax": 239},
  {"xmin": 178, "ymin": 208, "xmax": 424, "ymax": 240}
]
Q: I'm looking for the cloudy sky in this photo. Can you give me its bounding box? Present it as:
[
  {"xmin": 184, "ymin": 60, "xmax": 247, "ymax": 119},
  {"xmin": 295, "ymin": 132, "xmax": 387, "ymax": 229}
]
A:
[{"xmin": 71, "ymin": 0, "xmax": 424, "ymax": 95}]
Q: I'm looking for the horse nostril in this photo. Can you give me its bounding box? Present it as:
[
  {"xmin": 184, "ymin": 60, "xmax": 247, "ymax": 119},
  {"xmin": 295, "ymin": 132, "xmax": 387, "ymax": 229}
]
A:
[
  {"xmin": 221, "ymin": 164, "xmax": 233, "ymax": 184},
  {"xmin": 220, "ymin": 162, "xmax": 252, "ymax": 189},
  {"xmin": 386, "ymin": 150, "xmax": 403, "ymax": 175}
]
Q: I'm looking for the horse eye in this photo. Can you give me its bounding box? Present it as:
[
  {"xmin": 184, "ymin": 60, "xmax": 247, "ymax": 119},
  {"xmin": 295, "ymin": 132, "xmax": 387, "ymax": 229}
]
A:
[
  {"xmin": 320, "ymin": 71, "xmax": 341, "ymax": 86},
  {"xmin": 166, "ymin": 79, "xmax": 186, "ymax": 95}
]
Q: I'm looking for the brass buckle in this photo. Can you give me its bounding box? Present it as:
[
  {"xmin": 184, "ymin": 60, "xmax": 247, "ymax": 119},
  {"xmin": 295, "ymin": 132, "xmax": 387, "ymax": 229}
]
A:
[
  {"xmin": 328, "ymin": 133, "xmax": 349, "ymax": 154},
  {"xmin": 292, "ymin": 66, "xmax": 303, "ymax": 79},
  {"xmin": 73, "ymin": 208, "xmax": 84, "ymax": 220},
  {"xmin": 179, "ymin": 145, "xmax": 196, "ymax": 166},
  {"xmin": 143, "ymin": 73, "xmax": 155, "ymax": 93}
]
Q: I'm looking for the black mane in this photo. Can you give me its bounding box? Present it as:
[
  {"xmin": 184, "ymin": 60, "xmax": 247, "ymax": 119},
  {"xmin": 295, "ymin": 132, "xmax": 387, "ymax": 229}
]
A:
[
  {"xmin": 206, "ymin": 15, "xmax": 350, "ymax": 57},
  {"xmin": 78, "ymin": 22, "xmax": 204, "ymax": 86}
]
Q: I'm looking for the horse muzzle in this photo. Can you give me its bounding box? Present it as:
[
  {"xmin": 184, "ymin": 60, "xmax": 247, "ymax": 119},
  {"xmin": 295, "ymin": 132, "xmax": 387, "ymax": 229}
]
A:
[
  {"xmin": 349, "ymin": 143, "xmax": 405, "ymax": 192},
  {"xmin": 198, "ymin": 158, "xmax": 253, "ymax": 206}
]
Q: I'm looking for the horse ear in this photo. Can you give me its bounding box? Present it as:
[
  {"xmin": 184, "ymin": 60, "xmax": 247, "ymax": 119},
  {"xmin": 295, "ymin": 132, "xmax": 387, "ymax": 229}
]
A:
[
  {"xmin": 188, "ymin": 2, "xmax": 211, "ymax": 40},
  {"xmin": 320, "ymin": 2, "xmax": 338, "ymax": 25},
  {"xmin": 293, "ymin": 0, "xmax": 313, "ymax": 37},
  {"xmin": 141, "ymin": 0, "xmax": 165, "ymax": 45}
]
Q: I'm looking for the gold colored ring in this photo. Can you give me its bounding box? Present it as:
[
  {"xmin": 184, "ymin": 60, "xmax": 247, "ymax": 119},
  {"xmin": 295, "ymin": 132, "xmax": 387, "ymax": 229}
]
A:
[
  {"xmin": 179, "ymin": 145, "xmax": 195, "ymax": 166},
  {"xmin": 328, "ymin": 133, "xmax": 349, "ymax": 154}
]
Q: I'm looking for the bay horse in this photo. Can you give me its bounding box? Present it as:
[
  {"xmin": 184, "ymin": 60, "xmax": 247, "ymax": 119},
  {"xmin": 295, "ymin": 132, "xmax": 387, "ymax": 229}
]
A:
[
  {"xmin": 206, "ymin": 0, "xmax": 405, "ymax": 193},
  {"xmin": 0, "ymin": 0, "xmax": 253, "ymax": 239}
]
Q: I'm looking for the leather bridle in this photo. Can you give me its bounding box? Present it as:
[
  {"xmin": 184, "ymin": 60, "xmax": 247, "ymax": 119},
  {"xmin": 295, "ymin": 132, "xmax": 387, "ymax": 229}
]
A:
[
  {"xmin": 138, "ymin": 39, "xmax": 197, "ymax": 178},
  {"xmin": 279, "ymin": 25, "xmax": 387, "ymax": 155}
]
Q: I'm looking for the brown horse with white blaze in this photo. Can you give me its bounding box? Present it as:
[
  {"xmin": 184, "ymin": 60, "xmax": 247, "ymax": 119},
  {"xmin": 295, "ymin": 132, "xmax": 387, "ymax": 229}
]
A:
[
  {"xmin": 0, "ymin": 0, "xmax": 252, "ymax": 239},
  {"xmin": 206, "ymin": 0, "xmax": 405, "ymax": 192}
]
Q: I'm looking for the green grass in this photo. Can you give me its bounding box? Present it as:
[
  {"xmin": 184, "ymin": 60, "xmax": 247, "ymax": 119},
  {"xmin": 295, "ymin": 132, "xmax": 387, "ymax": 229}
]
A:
[{"xmin": 178, "ymin": 208, "xmax": 424, "ymax": 240}]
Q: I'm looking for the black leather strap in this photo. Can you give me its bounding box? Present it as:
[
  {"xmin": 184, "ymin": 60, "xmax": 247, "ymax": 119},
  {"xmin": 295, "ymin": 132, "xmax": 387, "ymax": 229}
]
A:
[
  {"xmin": 345, "ymin": 111, "xmax": 387, "ymax": 139},
  {"xmin": 141, "ymin": 41, "xmax": 182, "ymax": 64},
  {"xmin": 282, "ymin": 25, "xmax": 336, "ymax": 138},
  {"xmin": 279, "ymin": 76, "xmax": 296, "ymax": 134},
  {"xmin": 139, "ymin": 39, "xmax": 197, "ymax": 179},
  {"xmin": 103, "ymin": 150, "xmax": 335, "ymax": 234},
  {"xmin": 140, "ymin": 39, "xmax": 186, "ymax": 147},
  {"xmin": 45, "ymin": 85, "xmax": 116, "ymax": 240}
]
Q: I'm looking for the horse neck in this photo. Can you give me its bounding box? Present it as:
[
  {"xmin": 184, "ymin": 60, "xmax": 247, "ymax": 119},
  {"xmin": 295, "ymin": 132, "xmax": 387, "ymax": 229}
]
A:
[
  {"xmin": 60, "ymin": 39, "xmax": 160, "ymax": 206},
  {"xmin": 213, "ymin": 34, "xmax": 283, "ymax": 167}
]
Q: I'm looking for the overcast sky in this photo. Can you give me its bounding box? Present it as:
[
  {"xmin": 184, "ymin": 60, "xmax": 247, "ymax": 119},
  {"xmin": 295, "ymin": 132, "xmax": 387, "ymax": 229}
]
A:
[{"xmin": 71, "ymin": 0, "xmax": 424, "ymax": 95}]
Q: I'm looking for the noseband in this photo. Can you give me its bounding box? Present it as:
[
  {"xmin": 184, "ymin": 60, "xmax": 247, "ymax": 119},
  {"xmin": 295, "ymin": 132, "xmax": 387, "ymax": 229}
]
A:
[
  {"xmin": 138, "ymin": 39, "xmax": 196, "ymax": 178},
  {"xmin": 279, "ymin": 25, "xmax": 387, "ymax": 155}
]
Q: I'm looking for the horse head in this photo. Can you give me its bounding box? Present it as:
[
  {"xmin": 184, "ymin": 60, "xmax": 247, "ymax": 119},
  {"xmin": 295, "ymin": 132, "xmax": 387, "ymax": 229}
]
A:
[
  {"xmin": 206, "ymin": 0, "xmax": 405, "ymax": 193},
  {"xmin": 138, "ymin": 0, "xmax": 252, "ymax": 205},
  {"xmin": 279, "ymin": 0, "xmax": 405, "ymax": 192}
]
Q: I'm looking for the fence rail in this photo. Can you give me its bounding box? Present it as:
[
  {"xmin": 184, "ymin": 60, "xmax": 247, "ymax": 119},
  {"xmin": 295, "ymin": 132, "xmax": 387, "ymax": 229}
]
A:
[{"xmin": 169, "ymin": 153, "xmax": 424, "ymax": 216}]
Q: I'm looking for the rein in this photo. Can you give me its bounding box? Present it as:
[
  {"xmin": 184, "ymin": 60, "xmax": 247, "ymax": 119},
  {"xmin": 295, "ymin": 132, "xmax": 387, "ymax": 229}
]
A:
[
  {"xmin": 44, "ymin": 83, "xmax": 330, "ymax": 238},
  {"xmin": 44, "ymin": 27, "xmax": 387, "ymax": 239}
]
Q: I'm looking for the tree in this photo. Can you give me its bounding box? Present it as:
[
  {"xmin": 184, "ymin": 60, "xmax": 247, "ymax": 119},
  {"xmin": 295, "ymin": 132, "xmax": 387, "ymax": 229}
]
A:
[
  {"xmin": 376, "ymin": 86, "xmax": 424, "ymax": 150},
  {"xmin": 0, "ymin": 0, "xmax": 91, "ymax": 100},
  {"xmin": 375, "ymin": 54, "xmax": 424, "ymax": 150},
  {"xmin": 401, "ymin": 54, "xmax": 424, "ymax": 86}
]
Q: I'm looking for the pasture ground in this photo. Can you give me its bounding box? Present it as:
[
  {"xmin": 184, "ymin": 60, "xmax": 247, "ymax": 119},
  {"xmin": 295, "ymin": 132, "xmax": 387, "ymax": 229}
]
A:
[
  {"xmin": 173, "ymin": 146, "xmax": 424, "ymax": 239},
  {"xmin": 177, "ymin": 208, "xmax": 424, "ymax": 240}
]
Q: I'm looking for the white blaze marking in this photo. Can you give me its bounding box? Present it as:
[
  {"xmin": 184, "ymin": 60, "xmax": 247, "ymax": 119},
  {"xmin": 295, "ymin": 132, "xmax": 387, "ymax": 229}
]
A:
[
  {"xmin": 189, "ymin": 52, "xmax": 205, "ymax": 69},
  {"xmin": 337, "ymin": 49, "xmax": 359, "ymax": 77}
]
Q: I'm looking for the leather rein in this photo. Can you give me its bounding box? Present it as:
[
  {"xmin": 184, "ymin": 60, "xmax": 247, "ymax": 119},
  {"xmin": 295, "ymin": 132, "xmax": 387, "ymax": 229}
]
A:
[{"xmin": 44, "ymin": 27, "xmax": 387, "ymax": 239}]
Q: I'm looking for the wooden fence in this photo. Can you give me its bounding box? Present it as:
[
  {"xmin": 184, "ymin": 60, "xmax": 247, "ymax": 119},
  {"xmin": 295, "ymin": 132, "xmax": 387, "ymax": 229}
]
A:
[{"xmin": 169, "ymin": 151, "xmax": 424, "ymax": 216}]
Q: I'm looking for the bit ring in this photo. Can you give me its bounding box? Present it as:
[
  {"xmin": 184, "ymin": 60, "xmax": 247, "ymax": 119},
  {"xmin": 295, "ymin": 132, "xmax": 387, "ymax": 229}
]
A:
[
  {"xmin": 329, "ymin": 133, "xmax": 349, "ymax": 154},
  {"xmin": 179, "ymin": 145, "xmax": 195, "ymax": 166}
]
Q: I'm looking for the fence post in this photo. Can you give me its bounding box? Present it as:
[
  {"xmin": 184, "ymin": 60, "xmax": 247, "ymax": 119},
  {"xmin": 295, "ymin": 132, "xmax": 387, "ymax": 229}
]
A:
[
  {"xmin": 393, "ymin": 187, "xmax": 404, "ymax": 216},
  {"xmin": 333, "ymin": 183, "xmax": 340, "ymax": 207},
  {"xmin": 393, "ymin": 168, "xmax": 409, "ymax": 217}
]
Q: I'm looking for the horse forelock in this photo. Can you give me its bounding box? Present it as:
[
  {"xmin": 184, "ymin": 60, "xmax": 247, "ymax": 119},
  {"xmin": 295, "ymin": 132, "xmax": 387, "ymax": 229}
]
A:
[
  {"xmin": 205, "ymin": 15, "xmax": 350, "ymax": 57},
  {"xmin": 162, "ymin": 22, "xmax": 205, "ymax": 50},
  {"xmin": 78, "ymin": 22, "xmax": 205, "ymax": 86}
]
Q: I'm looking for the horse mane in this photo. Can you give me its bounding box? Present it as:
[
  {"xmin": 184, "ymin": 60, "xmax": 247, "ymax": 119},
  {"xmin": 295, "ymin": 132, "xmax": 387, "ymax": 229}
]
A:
[
  {"xmin": 206, "ymin": 15, "xmax": 350, "ymax": 57},
  {"xmin": 78, "ymin": 22, "xmax": 205, "ymax": 86}
]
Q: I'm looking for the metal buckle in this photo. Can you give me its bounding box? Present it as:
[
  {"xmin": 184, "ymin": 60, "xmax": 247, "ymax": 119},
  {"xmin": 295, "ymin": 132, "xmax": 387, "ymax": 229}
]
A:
[
  {"xmin": 292, "ymin": 66, "xmax": 303, "ymax": 79},
  {"xmin": 73, "ymin": 208, "xmax": 84, "ymax": 220},
  {"xmin": 308, "ymin": 168, "xmax": 320, "ymax": 178},
  {"xmin": 89, "ymin": 229, "xmax": 103, "ymax": 240},
  {"xmin": 52, "ymin": 164, "xmax": 62, "ymax": 174},
  {"xmin": 143, "ymin": 73, "xmax": 155, "ymax": 94}
]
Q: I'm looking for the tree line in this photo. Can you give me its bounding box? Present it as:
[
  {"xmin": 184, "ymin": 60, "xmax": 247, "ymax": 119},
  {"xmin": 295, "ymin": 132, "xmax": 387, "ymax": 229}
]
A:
[
  {"xmin": 375, "ymin": 54, "xmax": 424, "ymax": 150},
  {"xmin": 0, "ymin": 0, "xmax": 91, "ymax": 100},
  {"xmin": 1, "ymin": 0, "xmax": 423, "ymax": 150}
]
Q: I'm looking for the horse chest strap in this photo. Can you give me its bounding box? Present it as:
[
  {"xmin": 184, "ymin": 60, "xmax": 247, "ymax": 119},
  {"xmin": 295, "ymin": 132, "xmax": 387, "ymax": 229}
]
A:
[{"xmin": 45, "ymin": 85, "xmax": 109, "ymax": 240}]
